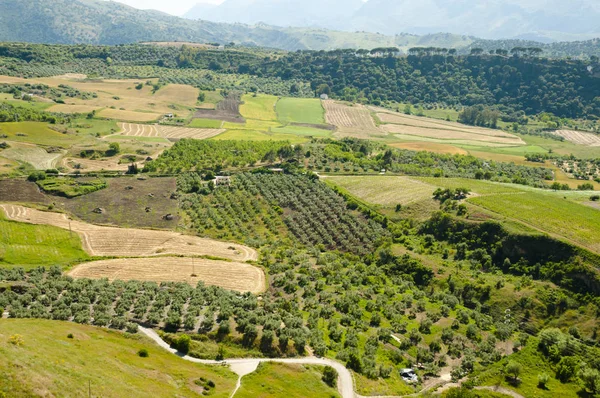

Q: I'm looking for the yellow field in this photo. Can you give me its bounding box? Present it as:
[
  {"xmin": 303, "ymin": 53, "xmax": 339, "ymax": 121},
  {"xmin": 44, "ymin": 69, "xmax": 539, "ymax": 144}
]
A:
[
  {"xmin": 239, "ymin": 94, "xmax": 278, "ymax": 121},
  {"xmin": 323, "ymin": 100, "xmax": 383, "ymax": 138},
  {"xmin": 47, "ymin": 104, "xmax": 101, "ymax": 113},
  {"xmin": 381, "ymin": 124, "xmax": 523, "ymax": 145},
  {"xmin": 98, "ymin": 109, "xmax": 162, "ymax": 122},
  {"xmin": 68, "ymin": 257, "xmax": 266, "ymax": 293},
  {"xmin": 152, "ymin": 84, "xmax": 199, "ymax": 105},
  {"xmin": 0, "ymin": 204, "xmax": 258, "ymax": 261},
  {"xmin": 389, "ymin": 142, "xmax": 468, "ymax": 155}
]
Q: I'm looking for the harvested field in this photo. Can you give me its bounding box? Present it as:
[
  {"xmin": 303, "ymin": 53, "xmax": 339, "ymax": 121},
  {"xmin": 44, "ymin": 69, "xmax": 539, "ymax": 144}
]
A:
[
  {"xmin": 326, "ymin": 176, "xmax": 435, "ymax": 206},
  {"xmin": 46, "ymin": 104, "xmax": 101, "ymax": 114},
  {"xmin": 98, "ymin": 109, "xmax": 161, "ymax": 122},
  {"xmin": 323, "ymin": 101, "xmax": 383, "ymax": 137},
  {"xmin": 58, "ymin": 177, "xmax": 179, "ymax": 229},
  {"xmin": 389, "ymin": 142, "xmax": 468, "ymax": 155},
  {"xmin": 61, "ymin": 156, "xmax": 129, "ymax": 172},
  {"xmin": 152, "ymin": 84, "xmax": 199, "ymax": 105},
  {"xmin": 0, "ymin": 204, "xmax": 258, "ymax": 261},
  {"xmin": 552, "ymin": 130, "xmax": 600, "ymax": 146},
  {"xmin": 382, "ymin": 124, "xmax": 524, "ymax": 145},
  {"xmin": 68, "ymin": 257, "xmax": 265, "ymax": 293},
  {"xmin": 117, "ymin": 123, "xmax": 225, "ymax": 140},
  {"xmin": 193, "ymin": 92, "xmax": 244, "ymax": 123},
  {"xmin": 0, "ymin": 142, "xmax": 64, "ymax": 169},
  {"xmin": 0, "ymin": 180, "xmax": 49, "ymax": 204}
]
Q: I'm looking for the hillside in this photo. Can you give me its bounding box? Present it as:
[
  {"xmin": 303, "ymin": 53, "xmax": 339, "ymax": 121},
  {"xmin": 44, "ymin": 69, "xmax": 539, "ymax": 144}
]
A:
[{"xmin": 0, "ymin": 0, "xmax": 599, "ymax": 56}]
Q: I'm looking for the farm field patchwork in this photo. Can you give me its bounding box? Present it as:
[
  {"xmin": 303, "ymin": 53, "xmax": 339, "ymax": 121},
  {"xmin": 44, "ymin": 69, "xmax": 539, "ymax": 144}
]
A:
[
  {"xmin": 0, "ymin": 319, "xmax": 237, "ymax": 398},
  {"xmin": 0, "ymin": 204, "xmax": 258, "ymax": 261},
  {"xmin": 67, "ymin": 257, "xmax": 266, "ymax": 293},
  {"xmin": 276, "ymin": 97, "xmax": 325, "ymax": 125}
]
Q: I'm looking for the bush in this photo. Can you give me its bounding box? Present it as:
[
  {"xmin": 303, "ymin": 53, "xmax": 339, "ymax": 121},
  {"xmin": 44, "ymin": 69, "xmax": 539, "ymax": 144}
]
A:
[
  {"xmin": 556, "ymin": 356, "xmax": 578, "ymax": 382},
  {"xmin": 176, "ymin": 334, "xmax": 192, "ymax": 354},
  {"xmin": 322, "ymin": 366, "xmax": 338, "ymax": 388},
  {"xmin": 577, "ymin": 182, "xmax": 594, "ymax": 191},
  {"xmin": 67, "ymin": 333, "xmax": 74, "ymax": 339},
  {"xmin": 537, "ymin": 373, "xmax": 549, "ymax": 388},
  {"xmin": 27, "ymin": 171, "xmax": 46, "ymax": 182},
  {"xmin": 579, "ymin": 367, "xmax": 600, "ymax": 394},
  {"xmin": 505, "ymin": 360, "xmax": 522, "ymax": 381},
  {"xmin": 137, "ymin": 348, "xmax": 149, "ymax": 357},
  {"xmin": 8, "ymin": 334, "xmax": 24, "ymax": 346},
  {"xmin": 590, "ymin": 195, "xmax": 600, "ymax": 201}
]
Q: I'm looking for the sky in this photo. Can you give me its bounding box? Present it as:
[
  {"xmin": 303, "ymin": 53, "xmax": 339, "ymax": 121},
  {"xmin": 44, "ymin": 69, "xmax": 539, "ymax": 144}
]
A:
[{"xmin": 113, "ymin": 0, "xmax": 224, "ymax": 16}]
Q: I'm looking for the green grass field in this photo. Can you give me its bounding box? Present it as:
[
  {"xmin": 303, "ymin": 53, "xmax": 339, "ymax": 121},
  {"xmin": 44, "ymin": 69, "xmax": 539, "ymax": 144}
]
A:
[
  {"xmin": 188, "ymin": 118, "xmax": 223, "ymax": 128},
  {"xmin": 240, "ymin": 94, "xmax": 278, "ymax": 121},
  {"xmin": 276, "ymin": 98, "xmax": 325, "ymax": 125},
  {"xmin": 469, "ymin": 191, "xmax": 600, "ymax": 253},
  {"xmin": 0, "ymin": 211, "xmax": 89, "ymax": 269},
  {"xmin": 0, "ymin": 122, "xmax": 84, "ymax": 148},
  {"xmin": 236, "ymin": 362, "xmax": 340, "ymax": 398},
  {"xmin": 326, "ymin": 175, "xmax": 435, "ymax": 206},
  {"xmin": 0, "ymin": 319, "xmax": 237, "ymax": 398}
]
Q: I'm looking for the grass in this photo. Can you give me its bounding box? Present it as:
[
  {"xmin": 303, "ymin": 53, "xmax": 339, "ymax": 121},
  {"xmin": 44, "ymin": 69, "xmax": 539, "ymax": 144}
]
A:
[
  {"xmin": 414, "ymin": 177, "xmax": 523, "ymax": 195},
  {"xmin": 37, "ymin": 177, "xmax": 107, "ymax": 198},
  {"xmin": 276, "ymin": 97, "xmax": 325, "ymax": 124},
  {"xmin": 239, "ymin": 94, "xmax": 278, "ymax": 121},
  {"xmin": 476, "ymin": 337, "xmax": 581, "ymax": 398},
  {"xmin": 188, "ymin": 118, "xmax": 223, "ymax": 128},
  {"xmin": 97, "ymin": 109, "xmax": 161, "ymax": 122},
  {"xmin": 469, "ymin": 191, "xmax": 600, "ymax": 253},
  {"xmin": 325, "ymin": 175, "xmax": 435, "ymax": 207},
  {"xmin": 0, "ymin": 122, "xmax": 83, "ymax": 148},
  {"xmin": 520, "ymin": 135, "xmax": 600, "ymax": 159},
  {"xmin": 0, "ymin": 319, "xmax": 237, "ymax": 398},
  {"xmin": 0, "ymin": 210, "xmax": 89, "ymax": 269},
  {"xmin": 236, "ymin": 362, "xmax": 340, "ymax": 398},
  {"xmin": 353, "ymin": 370, "xmax": 414, "ymax": 396},
  {"xmin": 212, "ymin": 129, "xmax": 308, "ymax": 144},
  {"xmin": 272, "ymin": 125, "xmax": 332, "ymax": 137}
]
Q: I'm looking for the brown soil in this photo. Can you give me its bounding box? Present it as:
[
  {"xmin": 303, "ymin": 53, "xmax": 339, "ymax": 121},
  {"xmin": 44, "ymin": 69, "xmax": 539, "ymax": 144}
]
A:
[
  {"xmin": 193, "ymin": 92, "xmax": 245, "ymax": 123},
  {"xmin": 0, "ymin": 180, "xmax": 49, "ymax": 204}
]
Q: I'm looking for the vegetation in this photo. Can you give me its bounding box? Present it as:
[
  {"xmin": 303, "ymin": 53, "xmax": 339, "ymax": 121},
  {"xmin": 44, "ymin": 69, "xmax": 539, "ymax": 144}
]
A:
[{"xmin": 36, "ymin": 176, "xmax": 107, "ymax": 198}]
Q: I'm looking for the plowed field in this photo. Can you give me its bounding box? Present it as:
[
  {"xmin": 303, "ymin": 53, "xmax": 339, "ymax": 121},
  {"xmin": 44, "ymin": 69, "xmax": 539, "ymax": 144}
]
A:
[{"xmin": 118, "ymin": 123, "xmax": 225, "ymax": 140}]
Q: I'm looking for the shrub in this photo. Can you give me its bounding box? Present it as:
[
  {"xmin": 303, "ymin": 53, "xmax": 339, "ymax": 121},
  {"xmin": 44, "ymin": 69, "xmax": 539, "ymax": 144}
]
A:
[
  {"xmin": 67, "ymin": 333, "xmax": 74, "ymax": 339},
  {"xmin": 577, "ymin": 182, "xmax": 594, "ymax": 191},
  {"xmin": 537, "ymin": 373, "xmax": 549, "ymax": 388},
  {"xmin": 27, "ymin": 171, "xmax": 46, "ymax": 182},
  {"xmin": 590, "ymin": 195, "xmax": 600, "ymax": 201},
  {"xmin": 322, "ymin": 366, "xmax": 338, "ymax": 388},
  {"xmin": 505, "ymin": 360, "xmax": 522, "ymax": 381},
  {"xmin": 176, "ymin": 334, "xmax": 192, "ymax": 354},
  {"xmin": 8, "ymin": 334, "xmax": 24, "ymax": 346},
  {"xmin": 137, "ymin": 348, "xmax": 149, "ymax": 357},
  {"xmin": 556, "ymin": 356, "xmax": 578, "ymax": 382},
  {"xmin": 579, "ymin": 367, "xmax": 600, "ymax": 394}
]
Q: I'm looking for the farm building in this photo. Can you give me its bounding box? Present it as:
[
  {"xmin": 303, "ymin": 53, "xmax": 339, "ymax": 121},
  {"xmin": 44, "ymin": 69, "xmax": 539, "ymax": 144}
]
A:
[{"xmin": 215, "ymin": 176, "xmax": 232, "ymax": 186}]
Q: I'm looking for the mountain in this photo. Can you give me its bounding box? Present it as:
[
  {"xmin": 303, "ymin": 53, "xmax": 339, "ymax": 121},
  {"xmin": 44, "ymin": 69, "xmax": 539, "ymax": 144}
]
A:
[
  {"xmin": 184, "ymin": 0, "xmax": 600, "ymax": 42},
  {"xmin": 185, "ymin": 0, "xmax": 363, "ymax": 31}
]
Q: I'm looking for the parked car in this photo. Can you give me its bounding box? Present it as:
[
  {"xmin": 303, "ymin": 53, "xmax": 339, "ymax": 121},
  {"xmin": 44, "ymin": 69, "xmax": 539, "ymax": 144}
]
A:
[{"xmin": 400, "ymin": 368, "xmax": 418, "ymax": 383}]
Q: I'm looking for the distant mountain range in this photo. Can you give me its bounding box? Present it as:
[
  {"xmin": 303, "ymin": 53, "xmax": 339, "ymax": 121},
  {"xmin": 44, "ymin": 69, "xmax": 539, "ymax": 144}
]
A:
[
  {"xmin": 0, "ymin": 0, "xmax": 599, "ymax": 57},
  {"xmin": 185, "ymin": 0, "xmax": 600, "ymax": 43}
]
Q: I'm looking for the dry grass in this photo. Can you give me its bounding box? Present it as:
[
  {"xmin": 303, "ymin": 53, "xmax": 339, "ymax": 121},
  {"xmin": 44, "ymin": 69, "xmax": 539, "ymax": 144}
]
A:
[
  {"xmin": 382, "ymin": 124, "xmax": 523, "ymax": 145},
  {"xmin": 117, "ymin": 123, "xmax": 225, "ymax": 140},
  {"xmin": 68, "ymin": 257, "xmax": 265, "ymax": 293},
  {"xmin": 0, "ymin": 142, "xmax": 64, "ymax": 169},
  {"xmin": 46, "ymin": 104, "xmax": 101, "ymax": 114},
  {"xmin": 326, "ymin": 175, "xmax": 435, "ymax": 206},
  {"xmin": 60, "ymin": 156, "xmax": 129, "ymax": 172},
  {"xmin": 323, "ymin": 100, "xmax": 384, "ymax": 138},
  {"xmin": 0, "ymin": 204, "xmax": 258, "ymax": 261},
  {"xmin": 152, "ymin": 84, "xmax": 199, "ymax": 105},
  {"xmin": 389, "ymin": 142, "xmax": 468, "ymax": 155},
  {"xmin": 552, "ymin": 130, "xmax": 600, "ymax": 146},
  {"xmin": 98, "ymin": 109, "xmax": 162, "ymax": 122}
]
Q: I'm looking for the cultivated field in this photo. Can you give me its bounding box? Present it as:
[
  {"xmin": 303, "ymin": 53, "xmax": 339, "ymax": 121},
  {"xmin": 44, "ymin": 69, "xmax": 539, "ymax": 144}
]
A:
[
  {"xmin": 552, "ymin": 130, "xmax": 600, "ymax": 146},
  {"xmin": 46, "ymin": 104, "xmax": 101, "ymax": 113},
  {"xmin": 389, "ymin": 142, "xmax": 468, "ymax": 155},
  {"xmin": 194, "ymin": 92, "xmax": 244, "ymax": 123},
  {"xmin": 98, "ymin": 109, "xmax": 162, "ymax": 122},
  {"xmin": 0, "ymin": 179, "xmax": 49, "ymax": 203},
  {"xmin": 239, "ymin": 94, "xmax": 278, "ymax": 121},
  {"xmin": 381, "ymin": 124, "xmax": 524, "ymax": 146},
  {"xmin": 0, "ymin": 142, "xmax": 64, "ymax": 169},
  {"xmin": 276, "ymin": 98, "xmax": 325, "ymax": 125},
  {"xmin": 326, "ymin": 175, "xmax": 435, "ymax": 206},
  {"xmin": 61, "ymin": 156, "xmax": 129, "ymax": 172},
  {"xmin": 0, "ymin": 122, "xmax": 84, "ymax": 147},
  {"xmin": 0, "ymin": 204, "xmax": 258, "ymax": 261},
  {"xmin": 323, "ymin": 100, "xmax": 383, "ymax": 137},
  {"xmin": 117, "ymin": 123, "xmax": 225, "ymax": 140},
  {"xmin": 0, "ymin": 319, "xmax": 237, "ymax": 398},
  {"xmin": 68, "ymin": 257, "xmax": 265, "ymax": 293}
]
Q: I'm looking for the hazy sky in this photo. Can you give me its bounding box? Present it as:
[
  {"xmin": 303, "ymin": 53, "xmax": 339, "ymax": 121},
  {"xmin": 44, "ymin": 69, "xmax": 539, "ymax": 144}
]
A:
[{"xmin": 114, "ymin": 0, "xmax": 224, "ymax": 16}]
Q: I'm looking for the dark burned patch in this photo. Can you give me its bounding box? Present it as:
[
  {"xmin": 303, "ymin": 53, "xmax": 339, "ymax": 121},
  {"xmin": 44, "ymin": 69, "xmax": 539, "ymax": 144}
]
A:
[
  {"xmin": 193, "ymin": 92, "xmax": 245, "ymax": 123},
  {"xmin": 57, "ymin": 177, "xmax": 179, "ymax": 230},
  {"xmin": 0, "ymin": 179, "xmax": 50, "ymax": 204},
  {"xmin": 291, "ymin": 122, "xmax": 336, "ymax": 131}
]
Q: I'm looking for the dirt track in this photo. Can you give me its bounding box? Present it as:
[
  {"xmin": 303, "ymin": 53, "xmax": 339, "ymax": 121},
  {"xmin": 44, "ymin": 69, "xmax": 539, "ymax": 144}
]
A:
[{"xmin": 0, "ymin": 204, "xmax": 258, "ymax": 262}]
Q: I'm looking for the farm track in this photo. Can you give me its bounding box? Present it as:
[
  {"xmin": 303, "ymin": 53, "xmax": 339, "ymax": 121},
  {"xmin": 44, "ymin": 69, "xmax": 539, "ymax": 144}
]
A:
[
  {"xmin": 67, "ymin": 257, "xmax": 265, "ymax": 293},
  {"xmin": 0, "ymin": 204, "xmax": 258, "ymax": 262},
  {"xmin": 117, "ymin": 123, "xmax": 225, "ymax": 140}
]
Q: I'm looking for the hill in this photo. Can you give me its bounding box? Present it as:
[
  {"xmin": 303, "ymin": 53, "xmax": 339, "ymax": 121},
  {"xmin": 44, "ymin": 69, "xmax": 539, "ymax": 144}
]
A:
[{"xmin": 0, "ymin": 0, "xmax": 599, "ymax": 56}]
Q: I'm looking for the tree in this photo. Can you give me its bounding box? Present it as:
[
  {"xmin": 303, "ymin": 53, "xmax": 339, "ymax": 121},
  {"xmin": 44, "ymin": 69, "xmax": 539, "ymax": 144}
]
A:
[
  {"xmin": 579, "ymin": 367, "xmax": 600, "ymax": 394},
  {"xmin": 505, "ymin": 361, "xmax": 522, "ymax": 381},
  {"xmin": 322, "ymin": 366, "xmax": 338, "ymax": 388},
  {"xmin": 107, "ymin": 142, "xmax": 120, "ymax": 156},
  {"xmin": 176, "ymin": 334, "xmax": 191, "ymax": 354},
  {"xmin": 556, "ymin": 356, "xmax": 578, "ymax": 382}
]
